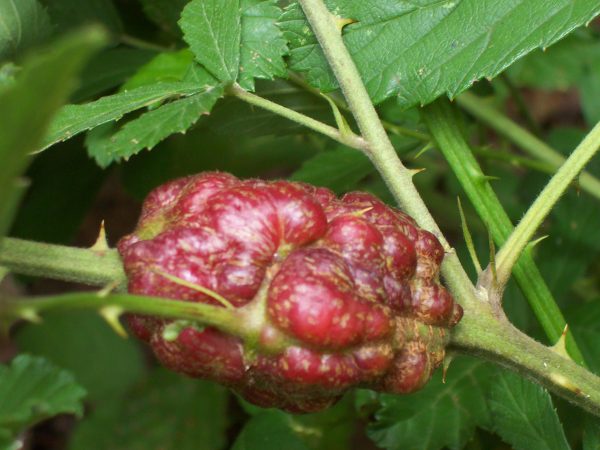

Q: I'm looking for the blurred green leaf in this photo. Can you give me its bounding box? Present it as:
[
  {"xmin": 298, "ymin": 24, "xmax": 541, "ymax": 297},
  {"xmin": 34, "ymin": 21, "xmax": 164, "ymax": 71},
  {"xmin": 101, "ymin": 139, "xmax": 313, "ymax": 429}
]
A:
[
  {"xmin": 70, "ymin": 369, "xmax": 228, "ymax": 450},
  {"xmin": 281, "ymin": 1, "xmax": 600, "ymax": 106},
  {"xmin": 86, "ymin": 83, "xmax": 224, "ymax": 167},
  {"xmin": 72, "ymin": 47, "xmax": 156, "ymax": 102},
  {"xmin": 0, "ymin": 62, "xmax": 18, "ymax": 90},
  {"xmin": 583, "ymin": 417, "xmax": 600, "ymax": 450},
  {"xmin": 139, "ymin": 0, "xmax": 189, "ymax": 35},
  {"xmin": 291, "ymin": 146, "xmax": 373, "ymax": 194},
  {"xmin": 121, "ymin": 49, "xmax": 194, "ymax": 91},
  {"xmin": 231, "ymin": 411, "xmax": 310, "ymax": 450},
  {"xmin": 15, "ymin": 311, "xmax": 145, "ymax": 402},
  {"xmin": 0, "ymin": 27, "xmax": 105, "ymax": 237},
  {"xmin": 361, "ymin": 357, "xmax": 493, "ymax": 450},
  {"xmin": 580, "ymin": 64, "xmax": 600, "ymax": 127},
  {"xmin": 41, "ymin": 81, "xmax": 202, "ymax": 150},
  {"xmin": 0, "ymin": 355, "xmax": 86, "ymax": 444},
  {"xmin": 567, "ymin": 301, "xmax": 600, "ymax": 375},
  {"xmin": 0, "ymin": 0, "xmax": 52, "ymax": 61},
  {"xmin": 43, "ymin": 0, "xmax": 122, "ymax": 34},
  {"xmin": 490, "ymin": 370, "xmax": 570, "ymax": 450}
]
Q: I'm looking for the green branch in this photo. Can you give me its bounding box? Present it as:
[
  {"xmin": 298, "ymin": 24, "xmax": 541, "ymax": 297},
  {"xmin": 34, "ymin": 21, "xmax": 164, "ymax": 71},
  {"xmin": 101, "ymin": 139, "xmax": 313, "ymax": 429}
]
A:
[
  {"xmin": 421, "ymin": 98, "xmax": 587, "ymax": 365},
  {"xmin": 0, "ymin": 237, "xmax": 126, "ymax": 287},
  {"xmin": 227, "ymin": 83, "xmax": 368, "ymax": 151},
  {"xmin": 495, "ymin": 120, "xmax": 600, "ymax": 287},
  {"xmin": 457, "ymin": 92, "xmax": 600, "ymax": 202}
]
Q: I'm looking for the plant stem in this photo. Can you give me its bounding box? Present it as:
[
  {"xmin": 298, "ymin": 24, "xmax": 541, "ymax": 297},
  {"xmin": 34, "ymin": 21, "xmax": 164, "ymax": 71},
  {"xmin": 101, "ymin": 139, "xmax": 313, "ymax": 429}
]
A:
[
  {"xmin": 1, "ymin": 292, "xmax": 247, "ymax": 340},
  {"xmin": 0, "ymin": 237, "xmax": 126, "ymax": 287},
  {"xmin": 227, "ymin": 83, "xmax": 368, "ymax": 151},
  {"xmin": 457, "ymin": 92, "xmax": 600, "ymax": 202},
  {"xmin": 119, "ymin": 34, "xmax": 171, "ymax": 53},
  {"xmin": 422, "ymin": 98, "xmax": 587, "ymax": 365},
  {"xmin": 296, "ymin": 0, "xmax": 477, "ymax": 312},
  {"xmin": 451, "ymin": 301, "xmax": 600, "ymax": 417},
  {"xmin": 496, "ymin": 120, "xmax": 600, "ymax": 286}
]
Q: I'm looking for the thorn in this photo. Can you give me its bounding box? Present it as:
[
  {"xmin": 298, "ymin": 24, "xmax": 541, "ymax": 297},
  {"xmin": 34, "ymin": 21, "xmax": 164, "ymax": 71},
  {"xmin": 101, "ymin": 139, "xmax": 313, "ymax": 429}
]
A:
[
  {"xmin": 97, "ymin": 280, "xmax": 120, "ymax": 297},
  {"xmin": 320, "ymin": 93, "xmax": 356, "ymax": 139},
  {"xmin": 526, "ymin": 235, "xmax": 548, "ymax": 251},
  {"xmin": 152, "ymin": 268, "xmax": 235, "ymax": 309},
  {"xmin": 19, "ymin": 307, "xmax": 42, "ymax": 323},
  {"xmin": 413, "ymin": 142, "xmax": 434, "ymax": 160},
  {"xmin": 90, "ymin": 220, "xmax": 110, "ymax": 255},
  {"xmin": 474, "ymin": 174, "xmax": 500, "ymax": 184},
  {"xmin": 99, "ymin": 305, "xmax": 127, "ymax": 338},
  {"xmin": 549, "ymin": 372, "xmax": 581, "ymax": 395},
  {"xmin": 550, "ymin": 324, "xmax": 572, "ymax": 360},
  {"xmin": 487, "ymin": 226, "xmax": 497, "ymax": 286},
  {"xmin": 409, "ymin": 168, "xmax": 426, "ymax": 177},
  {"xmin": 334, "ymin": 17, "xmax": 356, "ymax": 33},
  {"xmin": 442, "ymin": 352, "xmax": 455, "ymax": 383}
]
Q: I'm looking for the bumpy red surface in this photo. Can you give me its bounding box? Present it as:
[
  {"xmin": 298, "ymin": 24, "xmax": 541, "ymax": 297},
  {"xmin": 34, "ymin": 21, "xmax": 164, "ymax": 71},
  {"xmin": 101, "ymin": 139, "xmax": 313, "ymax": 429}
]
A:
[{"xmin": 118, "ymin": 172, "xmax": 462, "ymax": 413}]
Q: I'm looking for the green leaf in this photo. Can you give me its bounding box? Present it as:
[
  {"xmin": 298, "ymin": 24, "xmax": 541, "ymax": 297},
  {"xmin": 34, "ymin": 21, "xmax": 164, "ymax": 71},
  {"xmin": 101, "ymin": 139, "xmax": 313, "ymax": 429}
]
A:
[
  {"xmin": 362, "ymin": 357, "xmax": 493, "ymax": 450},
  {"xmin": 180, "ymin": 0, "xmax": 287, "ymax": 90},
  {"xmin": 86, "ymin": 83, "xmax": 225, "ymax": 167},
  {"xmin": 489, "ymin": 370, "xmax": 570, "ymax": 450},
  {"xmin": 280, "ymin": 0, "xmax": 600, "ymax": 106},
  {"xmin": 0, "ymin": 355, "xmax": 86, "ymax": 442},
  {"xmin": 41, "ymin": 81, "xmax": 203, "ymax": 150},
  {"xmin": 139, "ymin": 0, "xmax": 189, "ymax": 35},
  {"xmin": 583, "ymin": 417, "xmax": 600, "ymax": 450},
  {"xmin": 70, "ymin": 369, "xmax": 228, "ymax": 450},
  {"xmin": 238, "ymin": 0, "xmax": 288, "ymax": 90},
  {"xmin": 567, "ymin": 302, "xmax": 600, "ymax": 375},
  {"xmin": 290, "ymin": 146, "xmax": 373, "ymax": 194},
  {"xmin": 121, "ymin": 49, "xmax": 195, "ymax": 91},
  {"xmin": 43, "ymin": 0, "xmax": 122, "ymax": 34},
  {"xmin": 180, "ymin": 0, "xmax": 241, "ymax": 82},
  {"xmin": 0, "ymin": 27, "xmax": 105, "ymax": 237},
  {"xmin": 71, "ymin": 47, "xmax": 156, "ymax": 102},
  {"xmin": 15, "ymin": 311, "xmax": 144, "ymax": 402},
  {"xmin": 231, "ymin": 411, "xmax": 310, "ymax": 450},
  {"xmin": 0, "ymin": 0, "xmax": 52, "ymax": 61}
]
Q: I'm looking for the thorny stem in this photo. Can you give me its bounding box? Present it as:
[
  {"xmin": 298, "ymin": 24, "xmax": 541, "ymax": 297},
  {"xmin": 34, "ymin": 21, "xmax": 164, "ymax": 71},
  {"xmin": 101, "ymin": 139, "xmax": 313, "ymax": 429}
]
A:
[
  {"xmin": 495, "ymin": 120, "xmax": 600, "ymax": 288},
  {"xmin": 457, "ymin": 92, "xmax": 600, "ymax": 202},
  {"xmin": 297, "ymin": 0, "xmax": 600, "ymax": 416}
]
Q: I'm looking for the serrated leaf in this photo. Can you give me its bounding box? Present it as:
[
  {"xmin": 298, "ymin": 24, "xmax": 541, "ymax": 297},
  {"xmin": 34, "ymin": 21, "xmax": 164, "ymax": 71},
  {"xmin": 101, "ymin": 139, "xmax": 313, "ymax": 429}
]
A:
[
  {"xmin": 69, "ymin": 369, "xmax": 228, "ymax": 450},
  {"xmin": 362, "ymin": 357, "xmax": 493, "ymax": 450},
  {"xmin": 238, "ymin": 0, "xmax": 288, "ymax": 90},
  {"xmin": 0, "ymin": 27, "xmax": 105, "ymax": 238},
  {"xmin": 0, "ymin": 0, "xmax": 52, "ymax": 61},
  {"xmin": 15, "ymin": 311, "xmax": 144, "ymax": 402},
  {"xmin": 180, "ymin": 0, "xmax": 241, "ymax": 82},
  {"xmin": 85, "ymin": 83, "xmax": 224, "ymax": 167},
  {"xmin": 41, "ymin": 82, "xmax": 203, "ymax": 150},
  {"xmin": 180, "ymin": 0, "xmax": 287, "ymax": 91},
  {"xmin": 121, "ymin": 49, "xmax": 195, "ymax": 91},
  {"xmin": 0, "ymin": 355, "xmax": 86, "ymax": 441},
  {"xmin": 44, "ymin": 0, "xmax": 122, "ymax": 34},
  {"xmin": 280, "ymin": 0, "xmax": 600, "ymax": 106},
  {"xmin": 489, "ymin": 370, "xmax": 570, "ymax": 450},
  {"xmin": 231, "ymin": 411, "xmax": 310, "ymax": 450},
  {"xmin": 290, "ymin": 146, "xmax": 373, "ymax": 194}
]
